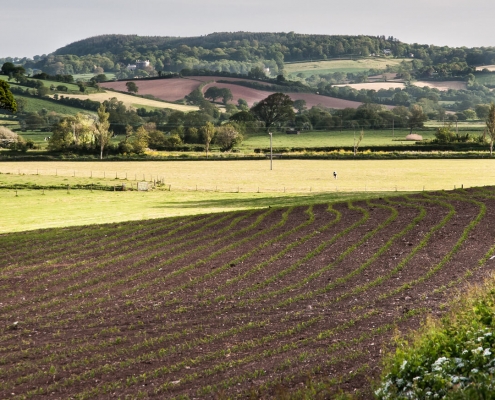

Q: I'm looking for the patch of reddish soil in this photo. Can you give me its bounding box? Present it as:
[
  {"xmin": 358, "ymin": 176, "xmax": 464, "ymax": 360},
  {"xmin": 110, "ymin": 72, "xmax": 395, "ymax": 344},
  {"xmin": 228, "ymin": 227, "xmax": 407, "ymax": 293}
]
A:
[
  {"xmin": 189, "ymin": 75, "xmax": 273, "ymax": 87},
  {"xmin": 101, "ymin": 76, "xmax": 369, "ymax": 109},
  {"xmin": 2, "ymin": 187, "xmax": 495, "ymax": 398},
  {"xmin": 100, "ymin": 78, "xmax": 202, "ymax": 102},
  {"xmin": 201, "ymin": 81, "xmax": 366, "ymax": 109}
]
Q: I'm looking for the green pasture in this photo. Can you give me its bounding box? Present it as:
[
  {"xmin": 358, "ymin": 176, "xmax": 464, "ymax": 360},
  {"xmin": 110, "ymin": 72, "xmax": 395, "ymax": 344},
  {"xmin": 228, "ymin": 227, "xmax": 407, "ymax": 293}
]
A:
[
  {"xmin": 72, "ymin": 73, "xmax": 116, "ymax": 81},
  {"xmin": 1, "ymin": 159, "xmax": 494, "ymax": 233},
  {"xmin": 35, "ymin": 80, "xmax": 80, "ymax": 92},
  {"xmin": 0, "ymin": 183, "xmax": 389, "ymax": 234},
  {"xmin": 241, "ymin": 129, "xmax": 437, "ymax": 149},
  {"xmin": 424, "ymin": 120, "xmax": 486, "ymax": 129},
  {"xmin": 12, "ymin": 94, "xmax": 90, "ymax": 116},
  {"xmin": 284, "ymin": 58, "xmax": 410, "ymax": 77},
  {"xmin": 0, "ymin": 117, "xmax": 18, "ymax": 125},
  {"xmin": 0, "ymin": 74, "xmax": 81, "ymax": 92},
  {"xmin": 475, "ymin": 72, "xmax": 495, "ymax": 86}
]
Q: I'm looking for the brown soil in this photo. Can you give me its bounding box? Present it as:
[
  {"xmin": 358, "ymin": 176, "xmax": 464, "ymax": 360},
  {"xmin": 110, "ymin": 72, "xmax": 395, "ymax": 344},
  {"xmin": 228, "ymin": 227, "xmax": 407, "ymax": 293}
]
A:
[
  {"xmin": 1, "ymin": 188, "xmax": 495, "ymax": 399},
  {"xmin": 100, "ymin": 78, "xmax": 202, "ymax": 102},
  {"xmin": 101, "ymin": 76, "xmax": 368, "ymax": 109}
]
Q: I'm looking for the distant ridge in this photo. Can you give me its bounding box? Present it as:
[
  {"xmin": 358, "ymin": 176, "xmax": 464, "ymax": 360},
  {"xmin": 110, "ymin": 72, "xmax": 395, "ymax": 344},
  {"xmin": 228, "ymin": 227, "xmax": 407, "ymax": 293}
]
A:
[{"xmin": 53, "ymin": 32, "xmax": 402, "ymax": 58}]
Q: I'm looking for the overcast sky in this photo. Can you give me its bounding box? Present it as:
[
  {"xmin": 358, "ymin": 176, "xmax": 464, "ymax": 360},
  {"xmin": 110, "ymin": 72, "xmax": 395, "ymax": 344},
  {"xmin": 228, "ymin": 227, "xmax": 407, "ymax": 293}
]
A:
[{"xmin": 2, "ymin": 0, "xmax": 494, "ymax": 58}]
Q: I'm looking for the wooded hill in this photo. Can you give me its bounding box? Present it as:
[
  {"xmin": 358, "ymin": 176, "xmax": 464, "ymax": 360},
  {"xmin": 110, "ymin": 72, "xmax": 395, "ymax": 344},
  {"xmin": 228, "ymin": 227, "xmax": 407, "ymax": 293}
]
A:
[{"xmin": 8, "ymin": 32, "xmax": 495, "ymax": 76}]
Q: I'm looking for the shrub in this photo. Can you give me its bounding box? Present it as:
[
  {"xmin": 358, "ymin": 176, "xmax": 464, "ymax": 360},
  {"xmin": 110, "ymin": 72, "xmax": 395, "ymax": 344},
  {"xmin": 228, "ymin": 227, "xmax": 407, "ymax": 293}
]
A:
[
  {"xmin": 0, "ymin": 126, "xmax": 18, "ymax": 148},
  {"xmin": 376, "ymin": 277, "xmax": 495, "ymax": 399}
]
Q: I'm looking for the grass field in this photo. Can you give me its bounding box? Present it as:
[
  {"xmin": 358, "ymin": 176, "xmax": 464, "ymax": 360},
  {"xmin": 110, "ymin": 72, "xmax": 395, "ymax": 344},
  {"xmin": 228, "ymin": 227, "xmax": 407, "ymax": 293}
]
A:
[
  {"xmin": 284, "ymin": 58, "xmax": 410, "ymax": 77},
  {"xmin": 1, "ymin": 159, "xmax": 494, "ymax": 232},
  {"xmin": 0, "ymin": 74, "xmax": 82, "ymax": 92},
  {"xmin": 72, "ymin": 73, "xmax": 116, "ymax": 81},
  {"xmin": 2, "ymin": 160, "xmax": 492, "ymax": 192},
  {"xmin": 0, "ymin": 185, "xmax": 386, "ymax": 233},
  {"xmin": 241, "ymin": 129, "xmax": 438, "ymax": 149},
  {"xmin": 12, "ymin": 94, "xmax": 90, "ymax": 116},
  {"xmin": 424, "ymin": 120, "xmax": 486, "ymax": 128},
  {"xmin": 475, "ymin": 72, "xmax": 495, "ymax": 86}
]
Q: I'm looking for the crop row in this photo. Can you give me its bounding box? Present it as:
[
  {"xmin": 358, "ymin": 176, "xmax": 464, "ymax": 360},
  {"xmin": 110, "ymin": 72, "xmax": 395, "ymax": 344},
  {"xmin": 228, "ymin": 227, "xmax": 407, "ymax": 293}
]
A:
[{"xmin": 1, "ymin": 187, "xmax": 494, "ymax": 398}]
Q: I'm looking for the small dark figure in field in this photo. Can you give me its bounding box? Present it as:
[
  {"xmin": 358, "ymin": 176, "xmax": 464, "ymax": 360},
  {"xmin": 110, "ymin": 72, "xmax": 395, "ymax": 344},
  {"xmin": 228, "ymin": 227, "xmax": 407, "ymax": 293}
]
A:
[{"xmin": 333, "ymin": 171, "xmax": 337, "ymax": 179}]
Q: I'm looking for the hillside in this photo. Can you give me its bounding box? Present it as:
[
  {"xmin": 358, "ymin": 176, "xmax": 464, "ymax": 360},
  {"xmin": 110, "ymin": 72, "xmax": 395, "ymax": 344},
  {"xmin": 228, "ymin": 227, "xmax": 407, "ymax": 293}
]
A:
[
  {"xmin": 14, "ymin": 31, "xmax": 493, "ymax": 79},
  {"xmin": 1, "ymin": 187, "xmax": 494, "ymax": 398}
]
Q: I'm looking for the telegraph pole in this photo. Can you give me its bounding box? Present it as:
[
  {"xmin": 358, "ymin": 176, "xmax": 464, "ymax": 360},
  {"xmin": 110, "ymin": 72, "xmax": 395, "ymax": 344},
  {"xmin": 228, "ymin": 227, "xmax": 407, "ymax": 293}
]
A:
[{"xmin": 269, "ymin": 132, "xmax": 273, "ymax": 170}]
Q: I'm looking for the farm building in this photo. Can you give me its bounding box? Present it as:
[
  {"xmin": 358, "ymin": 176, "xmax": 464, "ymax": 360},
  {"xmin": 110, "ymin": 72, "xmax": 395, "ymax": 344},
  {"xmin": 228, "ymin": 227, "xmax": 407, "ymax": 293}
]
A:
[{"xmin": 126, "ymin": 60, "xmax": 151, "ymax": 71}]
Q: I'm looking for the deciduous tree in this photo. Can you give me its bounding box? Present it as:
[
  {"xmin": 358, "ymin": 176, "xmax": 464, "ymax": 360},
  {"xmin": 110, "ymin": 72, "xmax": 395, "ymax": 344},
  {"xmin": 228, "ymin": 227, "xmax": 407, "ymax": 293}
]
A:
[
  {"xmin": 126, "ymin": 81, "xmax": 138, "ymax": 93},
  {"xmin": 131, "ymin": 126, "xmax": 149, "ymax": 154},
  {"xmin": 200, "ymin": 122, "xmax": 215, "ymax": 159},
  {"xmin": 250, "ymin": 93, "xmax": 295, "ymax": 131},
  {"xmin": 94, "ymin": 104, "xmax": 112, "ymax": 159},
  {"xmin": 407, "ymin": 104, "xmax": 427, "ymax": 133},
  {"xmin": 0, "ymin": 81, "xmax": 17, "ymax": 113},
  {"xmin": 215, "ymin": 124, "xmax": 243, "ymax": 151},
  {"xmin": 486, "ymin": 103, "xmax": 495, "ymax": 156}
]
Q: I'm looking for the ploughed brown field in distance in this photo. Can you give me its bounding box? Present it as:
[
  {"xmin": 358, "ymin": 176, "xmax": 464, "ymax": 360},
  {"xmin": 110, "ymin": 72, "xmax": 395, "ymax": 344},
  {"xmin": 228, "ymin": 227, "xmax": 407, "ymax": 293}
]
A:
[
  {"xmin": 1, "ymin": 187, "xmax": 495, "ymax": 398},
  {"xmin": 100, "ymin": 76, "xmax": 366, "ymax": 109}
]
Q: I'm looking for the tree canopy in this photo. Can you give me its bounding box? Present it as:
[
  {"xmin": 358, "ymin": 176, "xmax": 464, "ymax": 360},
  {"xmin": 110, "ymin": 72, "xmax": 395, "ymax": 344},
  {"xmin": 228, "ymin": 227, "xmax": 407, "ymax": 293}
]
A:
[
  {"xmin": 126, "ymin": 81, "xmax": 138, "ymax": 93},
  {"xmin": 0, "ymin": 81, "xmax": 17, "ymax": 113},
  {"xmin": 250, "ymin": 93, "xmax": 295, "ymax": 130},
  {"xmin": 486, "ymin": 103, "xmax": 495, "ymax": 156}
]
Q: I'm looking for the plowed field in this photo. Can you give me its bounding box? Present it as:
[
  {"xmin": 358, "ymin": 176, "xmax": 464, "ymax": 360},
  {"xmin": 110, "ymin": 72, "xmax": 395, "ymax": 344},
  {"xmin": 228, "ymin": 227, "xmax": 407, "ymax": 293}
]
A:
[
  {"xmin": 101, "ymin": 77, "xmax": 366, "ymax": 108},
  {"xmin": 101, "ymin": 78, "xmax": 203, "ymax": 102},
  {"xmin": 1, "ymin": 187, "xmax": 495, "ymax": 398}
]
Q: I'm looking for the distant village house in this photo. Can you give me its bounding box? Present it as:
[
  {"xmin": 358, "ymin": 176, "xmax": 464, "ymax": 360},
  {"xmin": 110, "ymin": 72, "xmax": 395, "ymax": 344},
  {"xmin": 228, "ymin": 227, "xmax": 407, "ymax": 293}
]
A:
[{"xmin": 126, "ymin": 60, "xmax": 151, "ymax": 71}]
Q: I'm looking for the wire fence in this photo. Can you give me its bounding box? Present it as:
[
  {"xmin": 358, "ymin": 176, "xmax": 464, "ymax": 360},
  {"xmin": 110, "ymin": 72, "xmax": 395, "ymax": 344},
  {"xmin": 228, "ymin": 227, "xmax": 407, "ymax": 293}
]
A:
[{"xmin": 0, "ymin": 167, "xmax": 474, "ymax": 194}]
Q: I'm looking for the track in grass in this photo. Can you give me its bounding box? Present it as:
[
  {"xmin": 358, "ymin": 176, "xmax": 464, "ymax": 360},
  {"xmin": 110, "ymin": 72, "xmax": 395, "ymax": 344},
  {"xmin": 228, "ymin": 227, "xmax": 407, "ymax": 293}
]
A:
[{"xmin": 1, "ymin": 187, "xmax": 495, "ymax": 398}]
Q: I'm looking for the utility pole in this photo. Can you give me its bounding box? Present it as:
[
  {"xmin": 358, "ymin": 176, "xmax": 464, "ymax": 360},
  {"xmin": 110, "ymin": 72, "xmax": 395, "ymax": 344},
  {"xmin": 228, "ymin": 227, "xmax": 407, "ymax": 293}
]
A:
[
  {"xmin": 392, "ymin": 118, "xmax": 395, "ymax": 138},
  {"xmin": 269, "ymin": 132, "xmax": 273, "ymax": 171}
]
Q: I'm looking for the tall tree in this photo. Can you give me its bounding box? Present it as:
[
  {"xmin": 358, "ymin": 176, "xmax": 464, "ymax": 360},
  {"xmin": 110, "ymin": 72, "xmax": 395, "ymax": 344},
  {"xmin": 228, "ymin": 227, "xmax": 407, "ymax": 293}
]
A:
[
  {"xmin": 94, "ymin": 104, "xmax": 112, "ymax": 159},
  {"xmin": 204, "ymin": 87, "xmax": 222, "ymax": 102},
  {"xmin": 407, "ymin": 104, "xmax": 427, "ymax": 133},
  {"xmin": 486, "ymin": 103, "xmax": 495, "ymax": 157},
  {"xmin": 220, "ymin": 88, "xmax": 233, "ymax": 105},
  {"xmin": 200, "ymin": 122, "xmax": 215, "ymax": 159},
  {"xmin": 0, "ymin": 81, "xmax": 17, "ymax": 113},
  {"xmin": 250, "ymin": 93, "xmax": 295, "ymax": 131}
]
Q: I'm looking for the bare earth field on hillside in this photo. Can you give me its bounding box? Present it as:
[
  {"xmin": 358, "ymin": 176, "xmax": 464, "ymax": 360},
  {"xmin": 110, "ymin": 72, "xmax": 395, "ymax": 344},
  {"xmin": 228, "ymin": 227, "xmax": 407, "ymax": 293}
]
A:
[
  {"xmin": 1, "ymin": 187, "xmax": 495, "ymax": 398},
  {"xmin": 412, "ymin": 80, "xmax": 467, "ymax": 91},
  {"xmin": 201, "ymin": 81, "xmax": 365, "ymax": 108},
  {"xmin": 101, "ymin": 79, "xmax": 202, "ymax": 102},
  {"xmin": 101, "ymin": 77, "xmax": 366, "ymax": 109}
]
